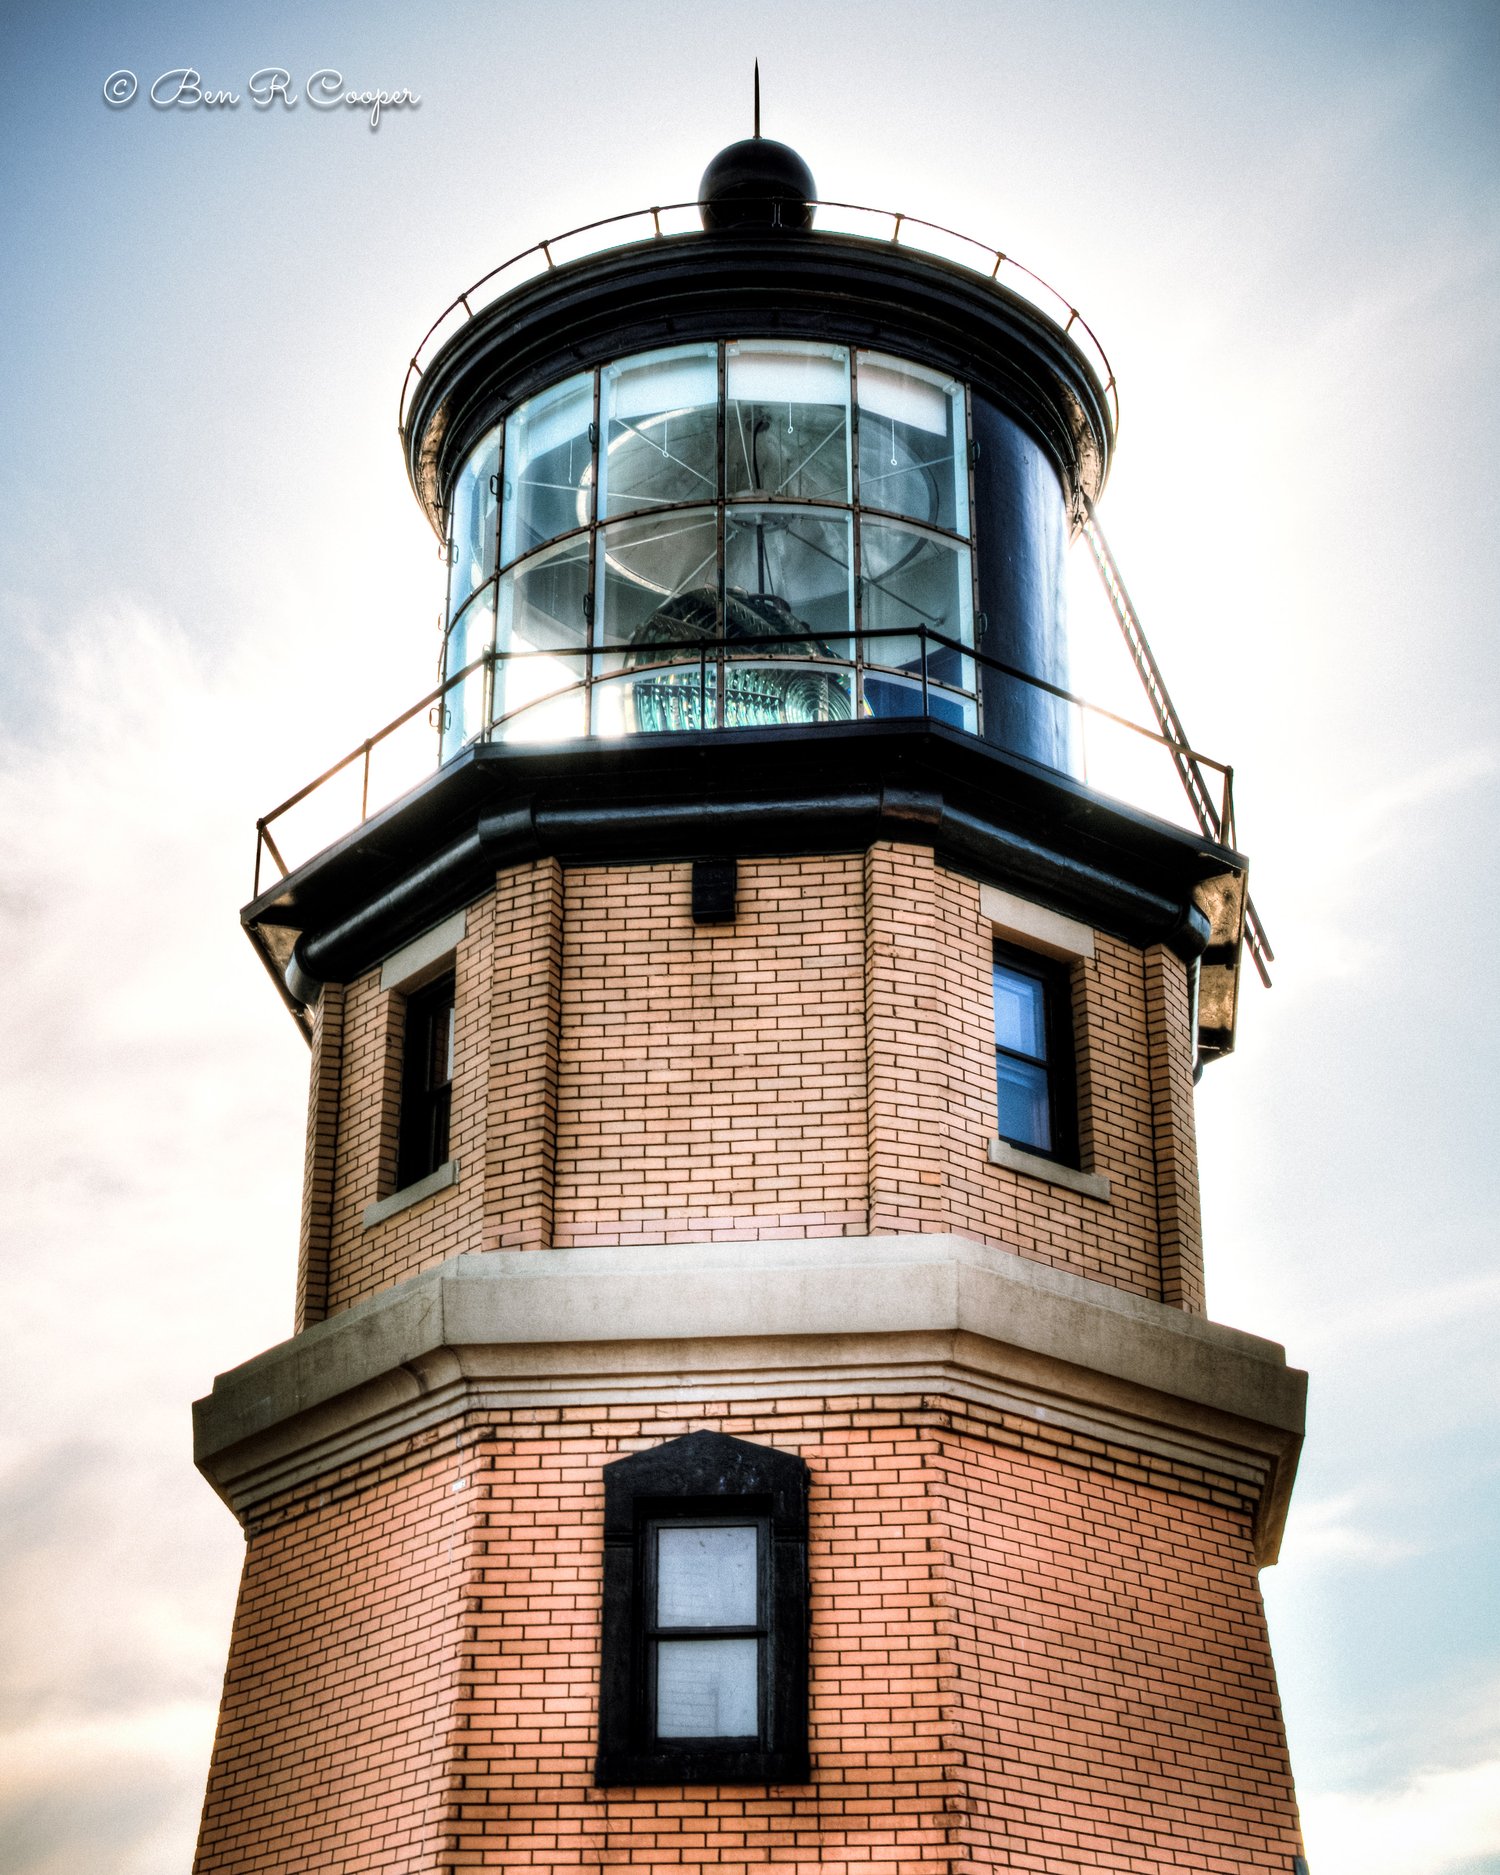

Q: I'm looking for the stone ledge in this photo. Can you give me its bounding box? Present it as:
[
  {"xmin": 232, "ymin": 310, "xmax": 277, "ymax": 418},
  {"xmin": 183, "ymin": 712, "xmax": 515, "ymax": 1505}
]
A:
[
  {"xmin": 987, "ymin": 1137, "xmax": 1111, "ymax": 1200},
  {"xmin": 361, "ymin": 1159, "xmax": 458, "ymax": 1229},
  {"xmin": 193, "ymin": 1234, "xmax": 1305, "ymax": 1561}
]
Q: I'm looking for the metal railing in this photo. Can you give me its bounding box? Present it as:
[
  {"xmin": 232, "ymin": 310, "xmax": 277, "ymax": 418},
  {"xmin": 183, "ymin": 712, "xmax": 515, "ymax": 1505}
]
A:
[
  {"xmin": 396, "ymin": 198, "xmax": 1119, "ymax": 459},
  {"xmin": 251, "ymin": 626, "xmax": 1236, "ymax": 901}
]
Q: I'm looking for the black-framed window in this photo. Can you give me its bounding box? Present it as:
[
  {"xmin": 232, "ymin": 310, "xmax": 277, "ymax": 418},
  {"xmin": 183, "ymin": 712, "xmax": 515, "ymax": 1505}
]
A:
[
  {"xmin": 993, "ymin": 941, "xmax": 1076, "ymax": 1164},
  {"xmin": 395, "ymin": 970, "xmax": 455, "ymax": 1189},
  {"xmin": 596, "ymin": 1431, "xmax": 809, "ymax": 1787}
]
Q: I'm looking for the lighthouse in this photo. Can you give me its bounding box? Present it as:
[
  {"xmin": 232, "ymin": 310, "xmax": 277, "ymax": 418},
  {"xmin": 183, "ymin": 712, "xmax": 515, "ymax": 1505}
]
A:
[{"xmin": 193, "ymin": 132, "xmax": 1308, "ymax": 1871}]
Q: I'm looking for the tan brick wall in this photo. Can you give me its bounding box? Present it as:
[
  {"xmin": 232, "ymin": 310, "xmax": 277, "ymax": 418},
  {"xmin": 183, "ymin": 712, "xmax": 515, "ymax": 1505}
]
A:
[
  {"xmin": 196, "ymin": 1399, "xmax": 1301, "ymax": 1872},
  {"xmin": 1145, "ymin": 942, "xmax": 1207, "ymax": 1313},
  {"xmin": 294, "ymin": 981, "xmax": 343, "ymax": 1331},
  {"xmin": 306, "ymin": 845, "xmax": 1206, "ymax": 1315},
  {"xmin": 552, "ymin": 855, "xmax": 869, "ymax": 1245},
  {"xmin": 193, "ymin": 1449, "xmax": 472, "ymax": 1873}
]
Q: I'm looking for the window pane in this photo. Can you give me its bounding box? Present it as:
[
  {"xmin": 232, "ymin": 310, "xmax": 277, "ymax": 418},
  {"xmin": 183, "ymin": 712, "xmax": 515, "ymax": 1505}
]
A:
[
  {"xmin": 501, "ymin": 373, "xmax": 593, "ymax": 563},
  {"xmin": 596, "ymin": 509, "xmax": 719, "ymax": 661},
  {"xmin": 861, "ymin": 672, "xmax": 976, "ymax": 734},
  {"xmin": 857, "ymin": 354, "xmax": 968, "ymax": 535},
  {"xmin": 657, "ymin": 1525, "xmax": 757, "ymax": 1627},
  {"xmin": 994, "ymin": 962, "xmax": 1047, "ymax": 1059},
  {"xmin": 861, "ymin": 520, "xmax": 973, "ymax": 692},
  {"xmin": 495, "ymin": 539, "xmax": 588, "ymax": 738},
  {"xmin": 440, "ymin": 585, "xmax": 494, "ymax": 762},
  {"xmin": 996, "ymin": 1054, "xmax": 1051, "ymax": 1152},
  {"xmin": 656, "ymin": 1638, "xmax": 758, "ymax": 1738},
  {"xmin": 600, "ymin": 346, "xmax": 718, "ymax": 519},
  {"xmin": 726, "ymin": 342, "xmax": 850, "ymax": 502},
  {"xmin": 447, "ymin": 429, "xmax": 500, "ymax": 620},
  {"xmin": 592, "ymin": 667, "xmax": 715, "ymax": 738},
  {"xmin": 724, "ymin": 508, "xmax": 852, "ymax": 654}
]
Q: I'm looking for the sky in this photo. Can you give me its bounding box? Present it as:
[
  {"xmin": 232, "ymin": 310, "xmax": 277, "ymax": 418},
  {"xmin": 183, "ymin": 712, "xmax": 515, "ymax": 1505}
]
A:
[{"xmin": 0, "ymin": 2, "xmax": 1496, "ymax": 1870}]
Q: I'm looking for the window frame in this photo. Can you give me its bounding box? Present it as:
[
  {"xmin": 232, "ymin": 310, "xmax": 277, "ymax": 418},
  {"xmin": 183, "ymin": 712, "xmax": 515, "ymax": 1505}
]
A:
[
  {"xmin": 394, "ymin": 968, "xmax": 456, "ymax": 1192},
  {"xmin": 596, "ymin": 1431, "xmax": 810, "ymax": 1787},
  {"xmin": 992, "ymin": 938, "xmax": 1078, "ymax": 1168}
]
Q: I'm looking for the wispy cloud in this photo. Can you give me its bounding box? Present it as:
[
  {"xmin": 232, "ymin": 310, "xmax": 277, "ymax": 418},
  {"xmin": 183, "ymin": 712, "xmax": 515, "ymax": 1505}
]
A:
[{"xmin": 1283, "ymin": 1493, "xmax": 1423, "ymax": 1568}]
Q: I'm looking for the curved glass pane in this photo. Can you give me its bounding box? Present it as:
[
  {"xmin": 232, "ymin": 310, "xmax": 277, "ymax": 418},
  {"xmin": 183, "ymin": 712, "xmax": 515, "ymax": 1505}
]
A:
[
  {"xmin": 596, "ymin": 508, "xmax": 719, "ymax": 668},
  {"xmin": 439, "ymin": 584, "xmax": 495, "ymax": 763},
  {"xmin": 600, "ymin": 345, "xmax": 717, "ymax": 519},
  {"xmin": 592, "ymin": 666, "xmax": 715, "ymax": 738},
  {"xmin": 861, "ymin": 671, "xmax": 977, "ymax": 733},
  {"xmin": 861, "ymin": 518, "xmax": 973, "ymax": 695},
  {"xmin": 500, "ymin": 373, "xmax": 593, "ymax": 564},
  {"xmin": 724, "ymin": 507, "xmax": 852, "ymax": 654},
  {"xmin": 495, "ymin": 538, "xmax": 588, "ymax": 739},
  {"xmin": 447, "ymin": 429, "xmax": 500, "ymax": 621},
  {"xmin": 726, "ymin": 342, "xmax": 849, "ymax": 503},
  {"xmin": 857, "ymin": 353, "xmax": 968, "ymax": 535}
]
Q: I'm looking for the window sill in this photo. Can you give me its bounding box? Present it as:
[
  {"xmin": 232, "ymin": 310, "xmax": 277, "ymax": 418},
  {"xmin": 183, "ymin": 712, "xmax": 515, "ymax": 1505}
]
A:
[
  {"xmin": 362, "ymin": 1159, "xmax": 458, "ymax": 1229},
  {"xmin": 987, "ymin": 1138, "xmax": 1110, "ymax": 1202}
]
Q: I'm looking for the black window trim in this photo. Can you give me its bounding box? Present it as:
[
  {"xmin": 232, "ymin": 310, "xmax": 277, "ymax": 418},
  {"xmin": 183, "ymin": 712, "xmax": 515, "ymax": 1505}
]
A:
[
  {"xmin": 394, "ymin": 967, "xmax": 456, "ymax": 1193},
  {"xmin": 596, "ymin": 1430, "xmax": 810, "ymax": 1787},
  {"xmin": 992, "ymin": 937, "xmax": 1078, "ymax": 1169}
]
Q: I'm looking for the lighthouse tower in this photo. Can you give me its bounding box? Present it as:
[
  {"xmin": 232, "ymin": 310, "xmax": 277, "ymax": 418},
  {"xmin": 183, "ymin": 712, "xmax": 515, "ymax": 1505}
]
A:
[{"xmin": 193, "ymin": 135, "xmax": 1307, "ymax": 1872}]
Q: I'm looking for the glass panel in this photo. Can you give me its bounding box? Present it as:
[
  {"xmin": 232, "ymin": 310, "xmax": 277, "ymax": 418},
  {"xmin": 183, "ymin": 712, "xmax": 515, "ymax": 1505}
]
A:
[
  {"xmin": 447, "ymin": 429, "xmax": 500, "ymax": 620},
  {"xmin": 723, "ymin": 661, "xmax": 852, "ymax": 728},
  {"xmin": 861, "ymin": 671, "xmax": 977, "ymax": 734},
  {"xmin": 657, "ymin": 1526, "xmax": 757, "ymax": 1628},
  {"xmin": 495, "ymin": 538, "xmax": 588, "ymax": 735},
  {"xmin": 596, "ymin": 509, "xmax": 719, "ymax": 666},
  {"xmin": 996, "ymin": 1055, "xmax": 1051, "ymax": 1153},
  {"xmin": 439, "ymin": 585, "xmax": 495, "ymax": 762},
  {"xmin": 656, "ymin": 1638, "xmax": 759, "ymax": 1739},
  {"xmin": 861, "ymin": 520, "xmax": 973, "ymax": 692},
  {"xmin": 857, "ymin": 353, "xmax": 968, "ymax": 534},
  {"xmin": 500, "ymin": 373, "xmax": 593, "ymax": 563},
  {"xmin": 495, "ymin": 685, "xmax": 586, "ymax": 745},
  {"xmin": 726, "ymin": 342, "xmax": 850, "ymax": 503},
  {"xmin": 994, "ymin": 961, "xmax": 1048, "ymax": 1059},
  {"xmin": 724, "ymin": 508, "xmax": 852, "ymax": 654},
  {"xmin": 600, "ymin": 345, "xmax": 718, "ymax": 519},
  {"xmin": 592, "ymin": 666, "xmax": 715, "ymax": 738}
]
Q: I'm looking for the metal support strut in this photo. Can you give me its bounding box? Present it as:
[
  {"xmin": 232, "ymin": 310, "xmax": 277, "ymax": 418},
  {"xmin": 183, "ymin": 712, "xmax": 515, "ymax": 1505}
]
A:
[{"xmin": 1082, "ymin": 499, "xmax": 1273, "ymax": 988}]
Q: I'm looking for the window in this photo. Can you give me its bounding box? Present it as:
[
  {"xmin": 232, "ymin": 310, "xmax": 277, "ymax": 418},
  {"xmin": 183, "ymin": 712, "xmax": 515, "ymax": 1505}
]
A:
[
  {"xmin": 993, "ymin": 941, "xmax": 1075, "ymax": 1164},
  {"xmin": 396, "ymin": 970, "xmax": 455, "ymax": 1190},
  {"xmin": 596, "ymin": 1431, "xmax": 810, "ymax": 1786}
]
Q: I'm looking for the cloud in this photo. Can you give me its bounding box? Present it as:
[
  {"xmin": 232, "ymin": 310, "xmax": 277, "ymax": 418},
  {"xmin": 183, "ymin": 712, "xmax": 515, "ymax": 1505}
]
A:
[
  {"xmin": 1283, "ymin": 1493, "xmax": 1422, "ymax": 1569},
  {"xmin": 1301, "ymin": 1755, "xmax": 1500, "ymax": 1875},
  {"xmin": 0, "ymin": 597, "xmax": 303, "ymax": 1872}
]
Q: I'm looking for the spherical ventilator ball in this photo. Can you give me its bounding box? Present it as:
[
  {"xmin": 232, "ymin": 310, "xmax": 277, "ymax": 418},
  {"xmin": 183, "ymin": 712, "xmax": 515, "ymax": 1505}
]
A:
[{"xmin": 698, "ymin": 139, "xmax": 817, "ymax": 231}]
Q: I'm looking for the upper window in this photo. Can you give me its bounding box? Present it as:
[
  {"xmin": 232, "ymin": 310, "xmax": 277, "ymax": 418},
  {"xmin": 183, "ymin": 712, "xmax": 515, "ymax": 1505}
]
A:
[
  {"xmin": 993, "ymin": 943, "xmax": 1075, "ymax": 1164},
  {"xmin": 396, "ymin": 970, "xmax": 455, "ymax": 1190},
  {"xmin": 439, "ymin": 343, "xmax": 977, "ymax": 759},
  {"xmin": 596, "ymin": 1430, "xmax": 809, "ymax": 1787}
]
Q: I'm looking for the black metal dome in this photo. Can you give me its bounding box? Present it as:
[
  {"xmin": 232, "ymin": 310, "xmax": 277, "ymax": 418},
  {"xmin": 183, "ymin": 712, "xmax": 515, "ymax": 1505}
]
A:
[{"xmin": 698, "ymin": 137, "xmax": 816, "ymax": 231}]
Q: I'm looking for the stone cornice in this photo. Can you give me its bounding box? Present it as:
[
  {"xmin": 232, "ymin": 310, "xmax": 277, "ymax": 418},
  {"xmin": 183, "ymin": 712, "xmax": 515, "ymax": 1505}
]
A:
[{"xmin": 194, "ymin": 1234, "xmax": 1305, "ymax": 1562}]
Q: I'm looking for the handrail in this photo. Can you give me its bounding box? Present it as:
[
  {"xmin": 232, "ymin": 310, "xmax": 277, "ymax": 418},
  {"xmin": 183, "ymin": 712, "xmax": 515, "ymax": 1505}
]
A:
[
  {"xmin": 395, "ymin": 197, "xmax": 1119, "ymax": 456},
  {"xmin": 251, "ymin": 626, "xmax": 1236, "ymax": 899}
]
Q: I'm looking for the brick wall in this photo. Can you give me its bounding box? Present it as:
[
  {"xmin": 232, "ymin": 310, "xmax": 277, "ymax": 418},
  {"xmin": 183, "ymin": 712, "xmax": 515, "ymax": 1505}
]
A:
[
  {"xmin": 299, "ymin": 846, "xmax": 1205, "ymax": 1322},
  {"xmin": 193, "ymin": 1450, "xmax": 472, "ymax": 1873},
  {"xmin": 195, "ymin": 1400, "xmax": 1301, "ymax": 1872}
]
